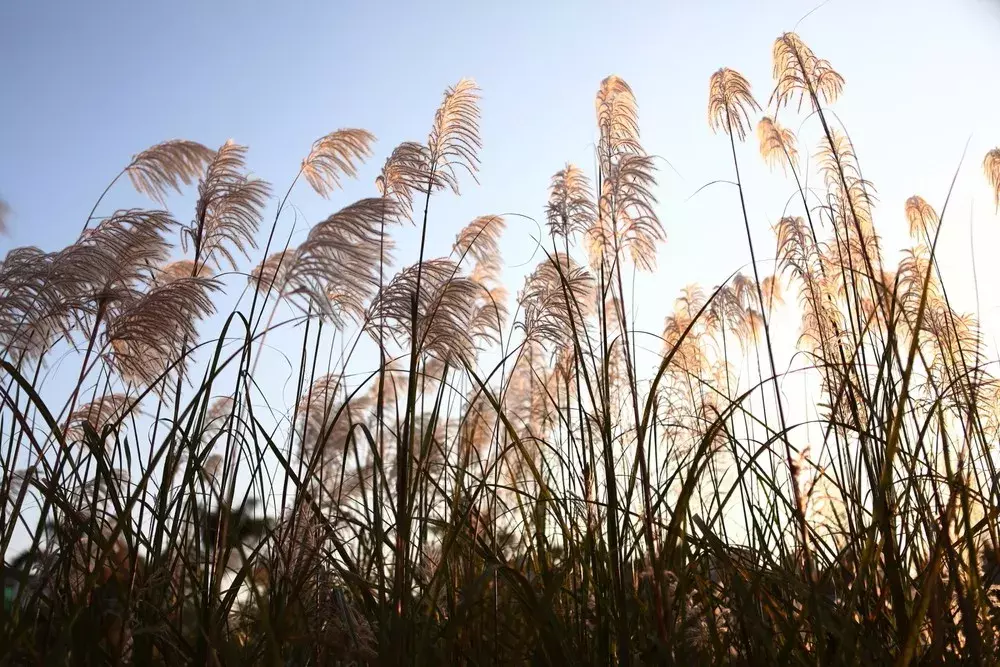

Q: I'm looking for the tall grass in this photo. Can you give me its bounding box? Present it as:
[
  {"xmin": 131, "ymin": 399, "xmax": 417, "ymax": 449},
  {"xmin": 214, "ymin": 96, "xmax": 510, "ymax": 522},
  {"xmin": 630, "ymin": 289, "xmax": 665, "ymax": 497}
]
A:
[{"xmin": 2, "ymin": 31, "xmax": 1000, "ymax": 665}]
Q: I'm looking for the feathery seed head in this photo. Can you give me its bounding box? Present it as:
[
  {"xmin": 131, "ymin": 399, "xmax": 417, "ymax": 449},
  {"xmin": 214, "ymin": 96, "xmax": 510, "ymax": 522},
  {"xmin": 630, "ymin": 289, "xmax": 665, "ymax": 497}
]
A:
[{"xmin": 708, "ymin": 68, "xmax": 760, "ymax": 141}]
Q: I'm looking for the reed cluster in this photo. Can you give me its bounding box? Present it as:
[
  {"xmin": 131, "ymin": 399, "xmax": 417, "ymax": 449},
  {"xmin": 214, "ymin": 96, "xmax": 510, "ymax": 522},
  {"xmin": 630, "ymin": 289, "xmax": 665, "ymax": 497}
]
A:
[{"xmin": 2, "ymin": 32, "xmax": 1000, "ymax": 666}]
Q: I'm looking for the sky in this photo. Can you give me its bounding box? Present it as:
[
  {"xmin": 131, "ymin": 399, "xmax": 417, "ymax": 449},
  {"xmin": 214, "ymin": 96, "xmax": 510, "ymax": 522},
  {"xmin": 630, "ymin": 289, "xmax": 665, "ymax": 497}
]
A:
[{"xmin": 2, "ymin": 0, "xmax": 1000, "ymax": 405}]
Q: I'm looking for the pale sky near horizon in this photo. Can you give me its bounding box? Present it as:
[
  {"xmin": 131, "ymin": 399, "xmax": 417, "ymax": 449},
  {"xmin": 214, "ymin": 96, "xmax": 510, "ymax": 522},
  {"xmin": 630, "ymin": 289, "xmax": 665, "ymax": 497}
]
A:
[{"xmin": 2, "ymin": 0, "xmax": 1000, "ymax": 402}]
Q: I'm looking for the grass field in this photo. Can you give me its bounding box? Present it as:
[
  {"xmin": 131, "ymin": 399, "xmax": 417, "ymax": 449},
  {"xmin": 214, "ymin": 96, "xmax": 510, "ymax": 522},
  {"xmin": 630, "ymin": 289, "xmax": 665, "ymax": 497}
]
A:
[{"xmin": 2, "ymin": 30, "xmax": 1000, "ymax": 665}]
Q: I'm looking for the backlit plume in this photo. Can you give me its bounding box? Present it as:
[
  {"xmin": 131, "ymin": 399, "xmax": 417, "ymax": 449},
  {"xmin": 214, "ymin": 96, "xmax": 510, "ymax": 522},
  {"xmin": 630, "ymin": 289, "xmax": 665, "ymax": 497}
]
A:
[
  {"xmin": 126, "ymin": 140, "xmax": 216, "ymax": 205},
  {"xmin": 453, "ymin": 215, "xmax": 505, "ymax": 280},
  {"xmin": 985, "ymin": 148, "xmax": 1000, "ymax": 209},
  {"xmin": 293, "ymin": 198, "xmax": 400, "ymax": 329},
  {"xmin": 545, "ymin": 164, "xmax": 596, "ymax": 240},
  {"xmin": 157, "ymin": 259, "xmax": 211, "ymax": 284},
  {"xmin": 757, "ymin": 116, "xmax": 798, "ymax": 172},
  {"xmin": 708, "ymin": 67, "xmax": 760, "ymax": 141},
  {"xmin": 591, "ymin": 76, "xmax": 664, "ymax": 271},
  {"xmin": 904, "ymin": 195, "xmax": 939, "ymax": 242},
  {"xmin": 377, "ymin": 141, "xmax": 431, "ymax": 218},
  {"xmin": 301, "ymin": 128, "xmax": 376, "ymax": 198},
  {"xmin": 596, "ymin": 75, "xmax": 641, "ymax": 161},
  {"xmin": 105, "ymin": 277, "xmax": 217, "ymax": 387},
  {"xmin": 427, "ymin": 78, "xmax": 482, "ymax": 193},
  {"xmin": 771, "ymin": 32, "xmax": 845, "ymax": 111},
  {"xmin": 187, "ymin": 140, "xmax": 271, "ymax": 271},
  {"xmin": 369, "ymin": 258, "xmax": 480, "ymax": 362},
  {"xmin": 65, "ymin": 393, "xmax": 139, "ymax": 443}
]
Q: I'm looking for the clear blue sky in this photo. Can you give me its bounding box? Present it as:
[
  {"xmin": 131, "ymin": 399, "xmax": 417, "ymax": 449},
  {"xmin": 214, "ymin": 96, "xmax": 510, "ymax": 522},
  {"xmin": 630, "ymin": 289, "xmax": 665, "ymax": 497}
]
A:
[{"xmin": 2, "ymin": 0, "xmax": 1000, "ymax": 388}]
